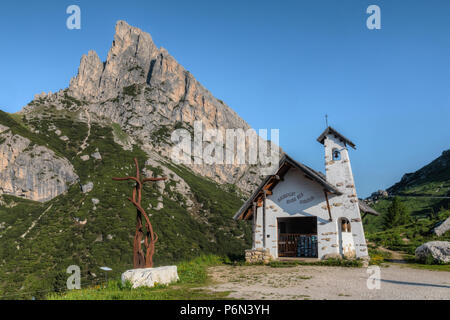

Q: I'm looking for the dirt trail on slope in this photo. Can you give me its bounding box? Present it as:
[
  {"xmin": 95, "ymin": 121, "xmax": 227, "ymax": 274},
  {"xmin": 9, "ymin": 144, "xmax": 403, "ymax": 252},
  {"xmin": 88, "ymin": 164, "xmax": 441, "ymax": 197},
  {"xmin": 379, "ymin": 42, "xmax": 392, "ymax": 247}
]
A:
[
  {"xmin": 378, "ymin": 246, "xmax": 408, "ymax": 263},
  {"xmin": 20, "ymin": 204, "xmax": 53, "ymax": 239},
  {"xmin": 76, "ymin": 108, "xmax": 91, "ymax": 157}
]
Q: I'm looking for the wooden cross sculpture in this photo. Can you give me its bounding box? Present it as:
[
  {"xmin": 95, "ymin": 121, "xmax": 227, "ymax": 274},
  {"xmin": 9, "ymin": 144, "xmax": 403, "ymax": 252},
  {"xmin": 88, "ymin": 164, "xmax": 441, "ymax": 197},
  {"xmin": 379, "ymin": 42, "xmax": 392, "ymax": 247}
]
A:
[{"xmin": 113, "ymin": 158, "xmax": 167, "ymax": 269}]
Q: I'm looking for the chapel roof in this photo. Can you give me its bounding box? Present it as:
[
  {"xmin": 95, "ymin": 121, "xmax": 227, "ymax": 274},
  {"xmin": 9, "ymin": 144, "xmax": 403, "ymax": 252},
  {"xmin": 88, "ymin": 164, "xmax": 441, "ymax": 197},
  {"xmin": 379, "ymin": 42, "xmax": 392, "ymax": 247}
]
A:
[
  {"xmin": 233, "ymin": 153, "xmax": 380, "ymax": 221},
  {"xmin": 358, "ymin": 199, "xmax": 380, "ymax": 216},
  {"xmin": 317, "ymin": 126, "xmax": 356, "ymax": 149},
  {"xmin": 233, "ymin": 154, "xmax": 341, "ymax": 221}
]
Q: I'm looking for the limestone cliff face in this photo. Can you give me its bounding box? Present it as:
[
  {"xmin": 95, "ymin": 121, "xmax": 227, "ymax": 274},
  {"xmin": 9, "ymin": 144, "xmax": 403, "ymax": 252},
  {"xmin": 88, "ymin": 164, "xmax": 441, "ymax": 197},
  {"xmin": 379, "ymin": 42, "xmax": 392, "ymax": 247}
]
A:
[
  {"xmin": 21, "ymin": 20, "xmax": 276, "ymax": 193},
  {"xmin": 0, "ymin": 125, "xmax": 78, "ymax": 202}
]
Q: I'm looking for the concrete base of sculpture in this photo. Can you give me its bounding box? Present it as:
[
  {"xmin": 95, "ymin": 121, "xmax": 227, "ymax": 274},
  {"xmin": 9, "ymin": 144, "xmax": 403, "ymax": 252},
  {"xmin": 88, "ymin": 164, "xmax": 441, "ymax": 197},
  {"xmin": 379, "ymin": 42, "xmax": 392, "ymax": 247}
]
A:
[{"xmin": 121, "ymin": 266, "xmax": 179, "ymax": 288}]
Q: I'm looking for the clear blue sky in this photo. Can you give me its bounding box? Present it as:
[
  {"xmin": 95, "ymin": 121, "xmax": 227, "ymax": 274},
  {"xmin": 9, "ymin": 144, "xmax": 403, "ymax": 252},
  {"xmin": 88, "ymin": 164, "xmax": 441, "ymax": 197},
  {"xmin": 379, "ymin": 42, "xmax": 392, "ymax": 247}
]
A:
[{"xmin": 0, "ymin": 0, "xmax": 449, "ymax": 197}]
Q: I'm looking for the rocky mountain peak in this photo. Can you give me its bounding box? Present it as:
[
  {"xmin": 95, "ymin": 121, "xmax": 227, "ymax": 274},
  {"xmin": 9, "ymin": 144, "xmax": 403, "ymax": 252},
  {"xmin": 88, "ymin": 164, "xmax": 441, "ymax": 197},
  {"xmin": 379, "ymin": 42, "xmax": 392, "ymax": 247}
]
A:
[
  {"xmin": 69, "ymin": 20, "xmax": 159, "ymax": 102},
  {"xmin": 68, "ymin": 50, "xmax": 103, "ymax": 101},
  {"xmin": 66, "ymin": 20, "xmax": 251, "ymax": 133},
  {"xmin": 22, "ymin": 20, "xmax": 267, "ymax": 193}
]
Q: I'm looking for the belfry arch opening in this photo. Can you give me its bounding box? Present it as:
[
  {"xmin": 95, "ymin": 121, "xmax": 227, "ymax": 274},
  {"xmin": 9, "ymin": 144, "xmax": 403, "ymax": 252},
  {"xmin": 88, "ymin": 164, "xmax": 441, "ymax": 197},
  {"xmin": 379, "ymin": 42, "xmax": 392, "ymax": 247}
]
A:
[
  {"xmin": 332, "ymin": 148, "xmax": 341, "ymax": 161},
  {"xmin": 340, "ymin": 217, "xmax": 351, "ymax": 233}
]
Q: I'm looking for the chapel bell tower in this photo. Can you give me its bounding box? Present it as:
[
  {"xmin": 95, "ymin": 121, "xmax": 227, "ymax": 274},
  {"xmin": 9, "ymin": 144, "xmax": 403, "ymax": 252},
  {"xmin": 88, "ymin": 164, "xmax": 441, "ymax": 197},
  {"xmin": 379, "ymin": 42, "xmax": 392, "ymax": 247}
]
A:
[
  {"xmin": 317, "ymin": 126, "xmax": 357, "ymax": 190},
  {"xmin": 317, "ymin": 126, "xmax": 369, "ymax": 259}
]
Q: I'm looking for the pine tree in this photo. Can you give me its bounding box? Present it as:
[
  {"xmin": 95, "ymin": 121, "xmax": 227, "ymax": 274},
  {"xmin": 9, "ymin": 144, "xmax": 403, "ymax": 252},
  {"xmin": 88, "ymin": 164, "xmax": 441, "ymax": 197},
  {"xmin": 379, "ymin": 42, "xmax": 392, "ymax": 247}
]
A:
[{"xmin": 382, "ymin": 197, "xmax": 410, "ymax": 229}]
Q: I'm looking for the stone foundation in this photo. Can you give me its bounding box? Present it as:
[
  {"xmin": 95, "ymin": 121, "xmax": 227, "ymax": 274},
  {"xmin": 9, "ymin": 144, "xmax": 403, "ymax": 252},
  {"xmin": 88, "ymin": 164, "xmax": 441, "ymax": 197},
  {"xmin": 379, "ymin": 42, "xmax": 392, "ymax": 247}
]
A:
[{"xmin": 245, "ymin": 248, "xmax": 273, "ymax": 264}]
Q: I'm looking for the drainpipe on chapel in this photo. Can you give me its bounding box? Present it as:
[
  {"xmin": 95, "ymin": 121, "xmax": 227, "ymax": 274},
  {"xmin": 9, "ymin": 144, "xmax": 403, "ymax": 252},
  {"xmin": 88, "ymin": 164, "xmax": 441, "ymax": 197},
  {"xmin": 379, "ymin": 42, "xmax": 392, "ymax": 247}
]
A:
[
  {"xmin": 323, "ymin": 190, "xmax": 333, "ymax": 221},
  {"xmin": 263, "ymin": 190, "xmax": 267, "ymax": 248},
  {"xmin": 252, "ymin": 201, "xmax": 257, "ymax": 249}
]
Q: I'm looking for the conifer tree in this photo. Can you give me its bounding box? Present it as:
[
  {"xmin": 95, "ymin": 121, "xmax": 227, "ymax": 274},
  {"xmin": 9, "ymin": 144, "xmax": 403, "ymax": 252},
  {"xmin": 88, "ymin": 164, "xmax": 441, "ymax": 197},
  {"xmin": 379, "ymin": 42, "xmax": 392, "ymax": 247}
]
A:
[{"xmin": 382, "ymin": 197, "xmax": 410, "ymax": 229}]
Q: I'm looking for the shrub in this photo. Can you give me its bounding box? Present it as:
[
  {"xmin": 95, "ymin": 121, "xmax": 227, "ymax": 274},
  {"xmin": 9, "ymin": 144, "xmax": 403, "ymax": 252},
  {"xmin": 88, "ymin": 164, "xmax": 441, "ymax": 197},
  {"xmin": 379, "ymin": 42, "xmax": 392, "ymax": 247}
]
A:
[{"xmin": 123, "ymin": 85, "xmax": 140, "ymax": 97}]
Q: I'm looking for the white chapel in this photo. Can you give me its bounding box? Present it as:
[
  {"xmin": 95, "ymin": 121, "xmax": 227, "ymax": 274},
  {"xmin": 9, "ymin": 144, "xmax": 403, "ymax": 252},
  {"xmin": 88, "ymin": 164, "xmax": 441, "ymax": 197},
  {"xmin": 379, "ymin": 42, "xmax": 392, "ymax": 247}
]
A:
[{"xmin": 234, "ymin": 126, "xmax": 379, "ymax": 262}]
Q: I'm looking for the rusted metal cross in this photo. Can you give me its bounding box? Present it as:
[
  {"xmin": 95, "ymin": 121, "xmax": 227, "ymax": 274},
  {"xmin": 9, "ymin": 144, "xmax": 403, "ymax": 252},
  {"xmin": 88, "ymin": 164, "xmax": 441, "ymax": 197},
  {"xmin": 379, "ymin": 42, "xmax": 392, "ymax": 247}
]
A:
[{"xmin": 113, "ymin": 158, "xmax": 167, "ymax": 269}]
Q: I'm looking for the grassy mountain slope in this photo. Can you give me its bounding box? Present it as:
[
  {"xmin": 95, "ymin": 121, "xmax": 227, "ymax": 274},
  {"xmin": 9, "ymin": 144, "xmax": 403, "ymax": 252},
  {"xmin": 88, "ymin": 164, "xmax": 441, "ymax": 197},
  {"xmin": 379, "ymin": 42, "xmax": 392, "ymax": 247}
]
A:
[
  {"xmin": 0, "ymin": 110, "xmax": 251, "ymax": 299},
  {"xmin": 363, "ymin": 150, "xmax": 450, "ymax": 255},
  {"xmin": 388, "ymin": 150, "xmax": 450, "ymax": 196}
]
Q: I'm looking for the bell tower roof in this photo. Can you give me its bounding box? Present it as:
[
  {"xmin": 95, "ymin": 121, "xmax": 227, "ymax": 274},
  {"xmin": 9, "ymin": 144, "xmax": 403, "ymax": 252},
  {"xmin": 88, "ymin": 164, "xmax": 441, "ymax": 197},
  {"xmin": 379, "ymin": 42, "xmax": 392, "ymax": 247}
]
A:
[{"xmin": 317, "ymin": 126, "xmax": 356, "ymax": 149}]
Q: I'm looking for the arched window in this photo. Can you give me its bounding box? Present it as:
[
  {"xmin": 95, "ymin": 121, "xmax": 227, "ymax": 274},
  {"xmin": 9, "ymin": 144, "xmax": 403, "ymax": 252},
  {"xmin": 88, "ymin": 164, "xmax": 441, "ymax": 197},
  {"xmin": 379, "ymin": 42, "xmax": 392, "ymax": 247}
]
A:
[
  {"xmin": 332, "ymin": 148, "xmax": 341, "ymax": 161},
  {"xmin": 340, "ymin": 218, "xmax": 351, "ymax": 233}
]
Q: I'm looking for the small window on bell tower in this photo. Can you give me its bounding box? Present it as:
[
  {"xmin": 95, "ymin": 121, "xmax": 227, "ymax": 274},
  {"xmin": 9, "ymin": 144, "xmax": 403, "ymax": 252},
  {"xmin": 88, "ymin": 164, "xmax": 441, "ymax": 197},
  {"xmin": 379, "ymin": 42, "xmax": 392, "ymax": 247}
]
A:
[
  {"xmin": 332, "ymin": 148, "xmax": 341, "ymax": 161},
  {"xmin": 340, "ymin": 218, "xmax": 351, "ymax": 232}
]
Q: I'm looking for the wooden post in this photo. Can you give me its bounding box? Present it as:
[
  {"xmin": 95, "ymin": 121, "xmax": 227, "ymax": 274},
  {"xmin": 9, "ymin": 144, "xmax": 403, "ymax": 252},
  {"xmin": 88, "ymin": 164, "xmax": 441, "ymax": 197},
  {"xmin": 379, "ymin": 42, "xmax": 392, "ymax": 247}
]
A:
[
  {"xmin": 263, "ymin": 190, "xmax": 267, "ymax": 248},
  {"xmin": 323, "ymin": 190, "xmax": 332, "ymax": 221},
  {"xmin": 252, "ymin": 202, "xmax": 257, "ymax": 249}
]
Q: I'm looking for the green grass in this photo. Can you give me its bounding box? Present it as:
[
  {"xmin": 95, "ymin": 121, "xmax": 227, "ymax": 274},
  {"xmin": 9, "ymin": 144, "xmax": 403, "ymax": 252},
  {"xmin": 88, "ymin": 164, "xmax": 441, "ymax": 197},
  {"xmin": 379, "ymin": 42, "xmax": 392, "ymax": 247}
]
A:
[
  {"xmin": 7, "ymin": 113, "xmax": 27, "ymax": 127},
  {"xmin": 395, "ymin": 260, "xmax": 450, "ymax": 272},
  {"xmin": 47, "ymin": 255, "xmax": 231, "ymax": 300},
  {"xmin": 366, "ymin": 209, "xmax": 450, "ymax": 255},
  {"xmin": 111, "ymin": 122, "xmax": 129, "ymax": 144},
  {"xmin": 367, "ymin": 247, "xmax": 393, "ymax": 265}
]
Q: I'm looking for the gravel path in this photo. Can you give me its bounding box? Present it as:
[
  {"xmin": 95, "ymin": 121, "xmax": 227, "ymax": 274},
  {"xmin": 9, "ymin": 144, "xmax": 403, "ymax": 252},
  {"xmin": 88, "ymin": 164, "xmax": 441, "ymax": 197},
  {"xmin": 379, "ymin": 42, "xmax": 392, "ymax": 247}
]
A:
[{"xmin": 205, "ymin": 264, "xmax": 450, "ymax": 300}]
